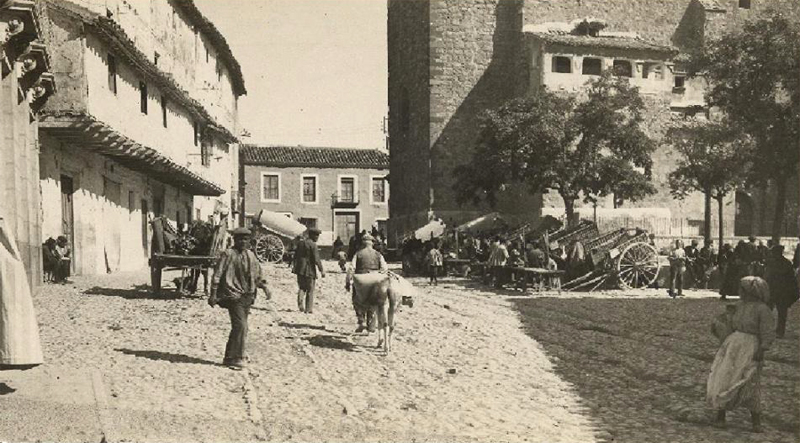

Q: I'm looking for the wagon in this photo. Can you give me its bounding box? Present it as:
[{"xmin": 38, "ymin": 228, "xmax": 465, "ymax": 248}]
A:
[
  {"xmin": 148, "ymin": 217, "xmax": 228, "ymax": 296},
  {"xmin": 249, "ymin": 209, "xmax": 309, "ymax": 263},
  {"xmin": 546, "ymin": 222, "xmax": 659, "ymax": 291}
]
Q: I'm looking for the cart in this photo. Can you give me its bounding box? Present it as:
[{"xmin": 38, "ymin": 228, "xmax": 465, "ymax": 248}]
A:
[
  {"xmin": 148, "ymin": 217, "xmax": 228, "ymax": 296},
  {"xmin": 548, "ymin": 223, "xmax": 659, "ymax": 291},
  {"xmin": 249, "ymin": 209, "xmax": 309, "ymax": 263}
]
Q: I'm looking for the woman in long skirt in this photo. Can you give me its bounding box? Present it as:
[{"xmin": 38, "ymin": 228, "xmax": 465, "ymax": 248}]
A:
[{"xmin": 707, "ymin": 276, "xmax": 775, "ymax": 432}]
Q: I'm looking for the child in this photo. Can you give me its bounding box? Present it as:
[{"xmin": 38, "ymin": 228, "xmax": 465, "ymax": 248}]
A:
[
  {"xmin": 426, "ymin": 240, "xmax": 444, "ymax": 286},
  {"xmin": 42, "ymin": 237, "xmax": 58, "ymax": 283}
]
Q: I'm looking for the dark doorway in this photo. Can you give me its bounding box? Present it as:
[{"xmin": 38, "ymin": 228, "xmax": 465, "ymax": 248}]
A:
[
  {"xmin": 735, "ymin": 190, "xmax": 754, "ymax": 237},
  {"xmin": 60, "ymin": 175, "xmax": 75, "ymax": 273},
  {"xmin": 335, "ymin": 212, "xmax": 359, "ymax": 241},
  {"xmin": 141, "ymin": 199, "xmax": 149, "ymax": 257}
]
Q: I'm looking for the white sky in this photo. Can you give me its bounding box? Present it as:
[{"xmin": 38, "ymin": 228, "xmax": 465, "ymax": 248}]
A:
[{"xmin": 194, "ymin": 0, "xmax": 388, "ymax": 149}]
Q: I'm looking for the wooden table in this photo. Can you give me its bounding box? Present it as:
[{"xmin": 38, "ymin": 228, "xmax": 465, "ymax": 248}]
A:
[{"xmin": 508, "ymin": 267, "xmax": 565, "ymax": 294}]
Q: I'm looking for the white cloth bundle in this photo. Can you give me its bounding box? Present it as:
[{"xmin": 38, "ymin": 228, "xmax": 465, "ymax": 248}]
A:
[{"xmin": 0, "ymin": 218, "xmax": 43, "ymax": 366}]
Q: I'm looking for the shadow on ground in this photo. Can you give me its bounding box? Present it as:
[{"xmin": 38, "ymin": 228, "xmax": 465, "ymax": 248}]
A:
[
  {"xmin": 84, "ymin": 285, "xmax": 197, "ymax": 300},
  {"xmin": 115, "ymin": 348, "xmax": 219, "ymax": 366},
  {"xmin": 0, "ymin": 383, "xmax": 16, "ymax": 395},
  {"xmin": 305, "ymin": 334, "xmax": 357, "ymax": 352},
  {"xmin": 279, "ymin": 322, "xmax": 327, "ymax": 331},
  {"xmin": 511, "ymin": 297, "xmax": 800, "ymax": 442}
]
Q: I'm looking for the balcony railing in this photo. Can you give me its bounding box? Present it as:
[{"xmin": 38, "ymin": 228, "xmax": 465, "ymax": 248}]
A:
[{"xmin": 331, "ymin": 192, "xmax": 359, "ymax": 208}]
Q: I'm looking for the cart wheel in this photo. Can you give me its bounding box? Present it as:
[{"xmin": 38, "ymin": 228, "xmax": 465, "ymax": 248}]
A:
[
  {"xmin": 616, "ymin": 242, "xmax": 659, "ymax": 289},
  {"xmin": 253, "ymin": 233, "xmax": 285, "ymax": 263}
]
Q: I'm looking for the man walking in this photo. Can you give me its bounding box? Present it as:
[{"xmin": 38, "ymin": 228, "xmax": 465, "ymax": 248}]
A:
[
  {"xmin": 292, "ymin": 228, "xmax": 325, "ymax": 313},
  {"xmin": 345, "ymin": 233, "xmax": 387, "ymax": 332},
  {"xmin": 208, "ymin": 227, "xmax": 269, "ymax": 370}
]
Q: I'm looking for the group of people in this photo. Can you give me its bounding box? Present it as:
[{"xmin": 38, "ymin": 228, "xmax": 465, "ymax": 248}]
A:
[
  {"xmin": 482, "ymin": 236, "xmax": 564, "ymax": 289},
  {"xmin": 42, "ymin": 235, "xmax": 71, "ymax": 283},
  {"xmin": 206, "ymin": 225, "xmax": 393, "ymax": 370}
]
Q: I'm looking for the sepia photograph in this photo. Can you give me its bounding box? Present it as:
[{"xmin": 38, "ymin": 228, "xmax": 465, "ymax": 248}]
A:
[{"xmin": 0, "ymin": 0, "xmax": 798, "ymax": 442}]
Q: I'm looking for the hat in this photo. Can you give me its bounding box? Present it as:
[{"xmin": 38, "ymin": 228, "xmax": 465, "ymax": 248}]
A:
[
  {"xmin": 362, "ymin": 233, "xmax": 375, "ymax": 242},
  {"xmin": 231, "ymin": 227, "xmax": 251, "ymax": 236},
  {"xmin": 307, "ymin": 227, "xmax": 322, "ymax": 236}
]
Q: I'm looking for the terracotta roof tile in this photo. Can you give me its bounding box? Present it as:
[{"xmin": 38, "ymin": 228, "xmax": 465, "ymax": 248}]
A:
[{"xmin": 241, "ymin": 145, "xmax": 389, "ymax": 169}]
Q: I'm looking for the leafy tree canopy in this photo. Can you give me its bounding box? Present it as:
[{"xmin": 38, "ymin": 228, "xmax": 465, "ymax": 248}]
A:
[{"xmin": 455, "ymin": 72, "xmax": 656, "ymax": 223}]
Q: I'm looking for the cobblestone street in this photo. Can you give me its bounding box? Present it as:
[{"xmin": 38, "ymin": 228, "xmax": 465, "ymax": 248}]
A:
[{"xmin": 0, "ymin": 262, "xmax": 595, "ymax": 443}]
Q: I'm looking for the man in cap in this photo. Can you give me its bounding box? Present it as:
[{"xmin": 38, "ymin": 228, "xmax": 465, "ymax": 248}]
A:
[
  {"xmin": 345, "ymin": 233, "xmax": 387, "ymax": 332},
  {"xmin": 208, "ymin": 227, "xmax": 269, "ymax": 370},
  {"xmin": 292, "ymin": 228, "xmax": 325, "ymax": 313}
]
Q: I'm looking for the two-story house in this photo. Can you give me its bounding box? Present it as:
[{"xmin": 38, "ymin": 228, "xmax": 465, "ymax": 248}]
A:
[
  {"xmin": 37, "ymin": 0, "xmax": 245, "ymax": 275},
  {"xmin": 240, "ymin": 145, "xmax": 390, "ymax": 246}
]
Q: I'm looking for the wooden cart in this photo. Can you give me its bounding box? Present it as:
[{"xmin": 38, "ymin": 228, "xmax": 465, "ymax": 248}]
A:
[
  {"xmin": 249, "ymin": 209, "xmax": 309, "ymax": 263},
  {"xmin": 148, "ymin": 217, "xmax": 228, "ymax": 296}
]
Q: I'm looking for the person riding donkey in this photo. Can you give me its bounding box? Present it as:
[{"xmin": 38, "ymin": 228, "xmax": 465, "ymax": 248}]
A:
[{"xmin": 345, "ymin": 233, "xmax": 387, "ymax": 333}]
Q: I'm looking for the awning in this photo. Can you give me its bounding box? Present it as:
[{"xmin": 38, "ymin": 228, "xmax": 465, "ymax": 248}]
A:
[
  {"xmin": 455, "ymin": 212, "xmax": 509, "ymax": 233},
  {"xmin": 39, "ymin": 113, "xmax": 224, "ymax": 196}
]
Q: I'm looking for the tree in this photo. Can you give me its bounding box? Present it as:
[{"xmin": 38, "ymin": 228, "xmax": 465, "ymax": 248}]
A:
[
  {"xmin": 688, "ymin": 12, "xmax": 800, "ymax": 242},
  {"xmin": 667, "ymin": 120, "xmax": 752, "ymax": 248},
  {"xmin": 454, "ymin": 72, "xmax": 656, "ymax": 226}
]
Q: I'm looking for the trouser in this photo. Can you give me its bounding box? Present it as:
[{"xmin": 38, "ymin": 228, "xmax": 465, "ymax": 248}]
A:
[
  {"xmin": 669, "ymin": 267, "xmax": 684, "ymax": 295},
  {"xmin": 352, "ymin": 288, "xmax": 375, "ymax": 331},
  {"xmin": 776, "ymin": 305, "xmax": 788, "ymax": 337},
  {"xmin": 224, "ymin": 299, "xmax": 250, "ymax": 363},
  {"xmin": 429, "ymin": 265, "xmax": 439, "ymax": 284},
  {"xmin": 297, "ymin": 276, "xmax": 316, "ymax": 313},
  {"xmin": 493, "ymin": 266, "xmax": 505, "ymax": 289}
]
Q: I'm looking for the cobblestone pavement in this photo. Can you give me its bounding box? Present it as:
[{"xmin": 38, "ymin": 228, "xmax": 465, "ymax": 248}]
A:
[
  {"xmin": 510, "ymin": 289, "xmax": 800, "ymax": 443},
  {"xmin": 0, "ymin": 263, "xmax": 596, "ymax": 443}
]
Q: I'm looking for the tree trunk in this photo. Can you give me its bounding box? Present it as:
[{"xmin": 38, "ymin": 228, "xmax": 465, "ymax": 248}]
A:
[
  {"xmin": 717, "ymin": 195, "xmax": 724, "ymax": 260},
  {"xmin": 703, "ymin": 190, "xmax": 712, "ymax": 245},
  {"xmin": 564, "ymin": 197, "xmax": 578, "ymax": 227},
  {"xmin": 771, "ymin": 177, "xmax": 788, "ymax": 243}
]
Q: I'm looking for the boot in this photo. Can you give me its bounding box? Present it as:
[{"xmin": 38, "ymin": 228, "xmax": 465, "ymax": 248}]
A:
[
  {"xmin": 713, "ymin": 410, "xmax": 726, "ymax": 428},
  {"xmin": 751, "ymin": 411, "xmax": 762, "ymax": 433}
]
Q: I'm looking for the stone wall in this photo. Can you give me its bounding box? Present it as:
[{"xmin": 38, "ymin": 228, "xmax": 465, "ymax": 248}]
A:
[{"xmin": 387, "ymin": 0, "xmax": 432, "ymax": 235}]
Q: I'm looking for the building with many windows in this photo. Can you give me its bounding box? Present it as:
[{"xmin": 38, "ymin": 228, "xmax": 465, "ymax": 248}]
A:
[
  {"xmin": 388, "ymin": 0, "xmax": 799, "ymax": 241},
  {"xmin": 240, "ymin": 145, "xmax": 390, "ymax": 246},
  {"xmin": 37, "ymin": 0, "xmax": 244, "ymax": 275}
]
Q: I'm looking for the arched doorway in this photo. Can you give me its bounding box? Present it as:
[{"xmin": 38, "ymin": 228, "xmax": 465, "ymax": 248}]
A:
[{"xmin": 735, "ymin": 191, "xmax": 754, "ymax": 237}]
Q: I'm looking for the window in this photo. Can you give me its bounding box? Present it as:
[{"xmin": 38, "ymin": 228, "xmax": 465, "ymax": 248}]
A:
[
  {"xmin": 154, "ymin": 51, "xmax": 160, "ymax": 66},
  {"xmin": 161, "ymin": 96, "xmax": 168, "ymax": 127},
  {"xmin": 176, "ymin": 210, "xmax": 182, "ymax": 227},
  {"xmin": 201, "ymin": 142, "xmax": 211, "ymax": 167},
  {"xmin": 371, "ymin": 176, "xmax": 386, "ymax": 204},
  {"xmin": 674, "ymin": 74, "xmax": 686, "ymax": 91},
  {"xmin": 642, "ymin": 62, "xmax": 663, "ymax": 80},
  {"xmin": 612, "ymin": 60, "xmax": 633, "ymax": 77},
  {"xmin": 261, "ymin": 173, "xmax": 280, "ymax": 202},
  {"xmin": 739, "ymin": 0, "xmax": 751, "ymax": 8},
  {"xmin": 551, "ymin": 56, "xmax": 572, "ymax": 73},
  {"xmin": 139, "ymin": 82, "xmax": 148, "ymax": 114},
  {"xmin": 582, "ymin": 57, "xmax": 602, "ymax": 75},
  {"xmin": 107, "ymin": 54, "xmax": 117, "ymax": 94},
  {"xmin": 339, "ymin": 177, "xmax": 355, "ymax": 202},
  {"xmin": 216, "ymin": 59, "xmax": 222, "ymax": 81},
  {"xmin": 193, "ymin": 121, "xmax": 199, "ymax": 146},
  {"xmin": 301, "ymin": 175, "xmax": 317, "ymax": 203},
  {"xmin": 299, "ymin": 217, "xmax": 318, "ymax": 229},
  {"xmin": 205, "ymin": 43, "xmax": 209, "ymax": 63},
  {"xmin": 376, "ymin": 219, "xmax": 387, "ymax": 237}
]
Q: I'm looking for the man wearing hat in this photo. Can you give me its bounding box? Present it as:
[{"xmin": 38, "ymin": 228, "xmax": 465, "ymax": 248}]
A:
[
  {"xmin": 208, "ymin": 227, "xmax": 269, "ymax": 369},
  {"xmin": 292, "ymin": 227, "xmax": 325, "ymax": 313},
  {"xmin": 346, "ymin": 233, "xmax": 387, "ymax": 332}
]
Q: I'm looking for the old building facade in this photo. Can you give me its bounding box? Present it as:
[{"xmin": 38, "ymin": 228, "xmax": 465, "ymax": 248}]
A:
[
  {"xmin": 241, "ymin": 145, "xmax": 390, "ymax": 246},
  {"xmin": 37, "ymin": 0, "xmax": 244, "ymax": 275},
  {"xmin": 388, "ymin": 0, "xmax": 799, "ymax": 242},
  {"xmin": 1, "ymin": 0, "xmax": 56, "ymax": 287}
]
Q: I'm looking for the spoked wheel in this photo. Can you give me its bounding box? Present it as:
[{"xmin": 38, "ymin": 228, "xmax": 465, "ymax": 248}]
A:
[
  {"xmin": 616, "ymin": 242, "xmax": 659, "ymax": 289},
  {"xmin": 252, "ymin": 233, "xmax": 285, "ymax": 263}
]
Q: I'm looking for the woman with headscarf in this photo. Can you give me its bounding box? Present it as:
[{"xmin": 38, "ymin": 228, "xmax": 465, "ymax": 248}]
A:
[{"xmin": 707, "ymin": 276, "xmax": 775, "ymax": 432}]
